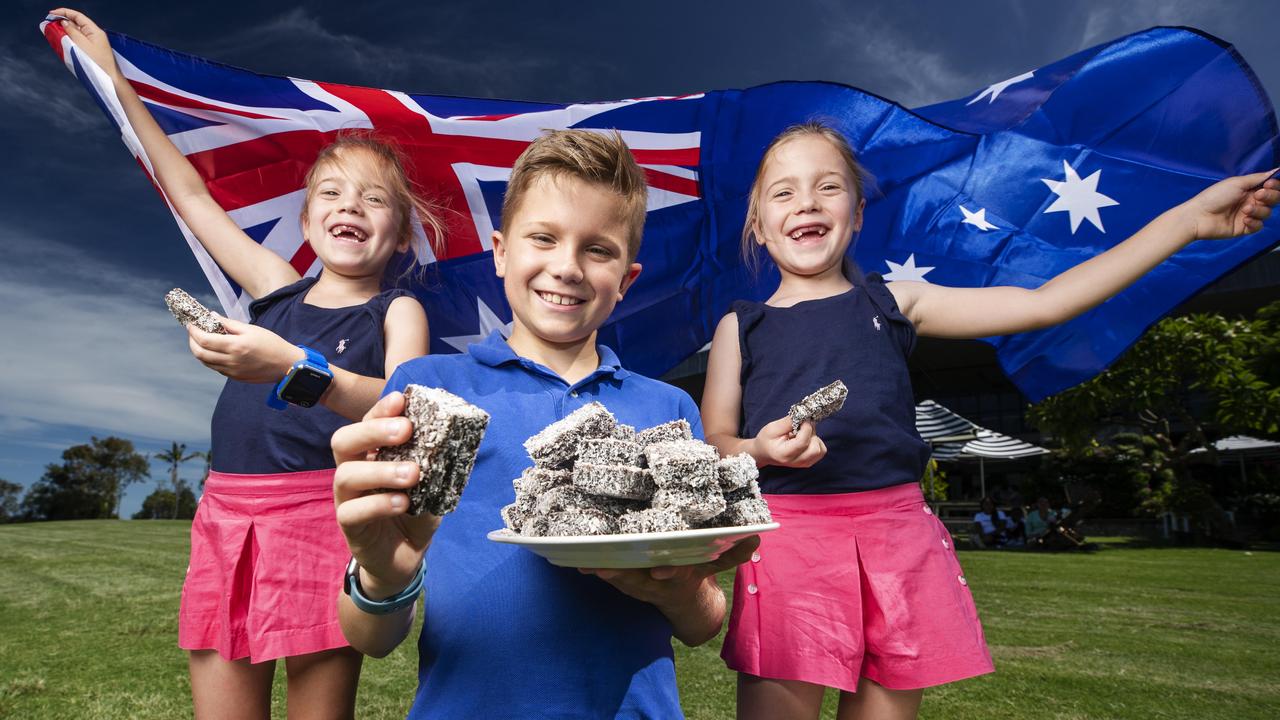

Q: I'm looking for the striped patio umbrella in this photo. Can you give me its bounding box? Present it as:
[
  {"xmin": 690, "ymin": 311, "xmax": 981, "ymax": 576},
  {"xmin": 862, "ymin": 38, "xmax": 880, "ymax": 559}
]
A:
[{"xmin": 934, "ymin": 427, "xmax": 1051, "ymax": 497}]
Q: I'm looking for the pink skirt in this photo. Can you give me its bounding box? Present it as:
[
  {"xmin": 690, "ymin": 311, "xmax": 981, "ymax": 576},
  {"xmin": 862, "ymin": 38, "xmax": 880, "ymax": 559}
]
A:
[
  {"xmin": 722, "ymin": 483, "xmax": 994, "ymax": 692},
  {"xmin": 178, "ymin": 469, "xmax": 351, "ymax": 663}
]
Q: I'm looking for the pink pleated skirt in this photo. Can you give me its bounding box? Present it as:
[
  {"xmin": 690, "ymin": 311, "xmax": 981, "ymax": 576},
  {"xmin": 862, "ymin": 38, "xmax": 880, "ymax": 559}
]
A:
[
  {"xmin": 178, "ymin": 469, "xmax": 351, "ymax": 663},
  {"xmin": 722, "ymin": 482, "xmax": 994, "ymax": 692}
]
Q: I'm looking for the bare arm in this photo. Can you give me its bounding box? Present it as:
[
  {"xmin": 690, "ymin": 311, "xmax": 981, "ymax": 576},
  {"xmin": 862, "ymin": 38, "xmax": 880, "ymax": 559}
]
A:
[
  {"xmin": 316, "ymin": 295, "xmax": 429, "ymax": 420},
  {"xmin": 700, "ymin": 313, "xmax": 752, "ymax": 457},
  {"xmin": 891, "ymin": 172, "xmax": 1280, "ymax": 339},
  {"xmin": 56, "ymin": 9, "xmax": 298, "ymax": 299},
  {"xmin": 332, "ymin": 393, "xmax": 440, "ymax": 657},
  {"xmin": 701, "ymin": 313, "xmax": 827, "ymax": 468},
  {"xmin": 382, "ymin": 296, "xmax": 430, "ymax": 378}
]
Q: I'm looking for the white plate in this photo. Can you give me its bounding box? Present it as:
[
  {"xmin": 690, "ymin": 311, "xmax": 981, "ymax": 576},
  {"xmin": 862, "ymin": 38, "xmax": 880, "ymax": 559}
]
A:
[{"xmin": 487, "ymin": 523, "xmax": 780, "ymax": 569}]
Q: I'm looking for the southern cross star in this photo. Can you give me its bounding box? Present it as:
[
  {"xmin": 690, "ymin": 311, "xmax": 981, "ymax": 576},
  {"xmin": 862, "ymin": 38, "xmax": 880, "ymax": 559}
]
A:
[
  {"xmin": 883, "ymin": 253, "xmax": 936, "ymax": 283},
  {"xmin": 960, "ymin": 205, "xmax": 998, "ymax": 231},
  {"xmin": 1041, "ymin": 160, "xmax": 1119, "ymax": 234},
  {"xmin": 966, "ymin": 71, "xmax": 1035, "ymax": 106}
]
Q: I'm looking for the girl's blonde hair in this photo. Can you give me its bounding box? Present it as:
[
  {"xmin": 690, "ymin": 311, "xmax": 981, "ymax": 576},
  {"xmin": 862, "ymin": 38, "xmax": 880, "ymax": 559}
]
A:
[
  {"xmin": 300, "ymin": 131, "xmax": 447, "ymax": 284},
  {"xmin": 740, "ymin": 121, "xmax": 872, "ymax": 274}
]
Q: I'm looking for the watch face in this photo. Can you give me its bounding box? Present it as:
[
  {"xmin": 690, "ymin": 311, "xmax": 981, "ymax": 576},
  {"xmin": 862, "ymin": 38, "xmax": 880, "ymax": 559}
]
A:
[{"xmin": 280, "ymin": 365, "xmax": 332, "ymax": 408}]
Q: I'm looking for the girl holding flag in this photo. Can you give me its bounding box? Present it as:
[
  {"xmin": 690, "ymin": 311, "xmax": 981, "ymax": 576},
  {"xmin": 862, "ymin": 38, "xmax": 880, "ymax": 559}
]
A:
[
  {"xmin": 702, "ymin": 121, "xmax": 1277, "ymax": 719},
  {"xmin": 56, "ymin": 10, "xmax": 445, "ymax": 719}
]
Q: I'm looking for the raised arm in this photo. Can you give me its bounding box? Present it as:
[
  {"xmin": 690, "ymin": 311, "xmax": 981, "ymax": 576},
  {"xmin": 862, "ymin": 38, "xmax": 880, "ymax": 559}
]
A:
[
  {"xmin": 55, "ymin": 9, "xmax": 299, "ymax": 299},
  {"xmin": 701, "ymin": 312, "xmax": 826, "ymax": 468},
  {"xmin": 891, "ymin": 172, "xmax": 1280, "ymax": 339}
]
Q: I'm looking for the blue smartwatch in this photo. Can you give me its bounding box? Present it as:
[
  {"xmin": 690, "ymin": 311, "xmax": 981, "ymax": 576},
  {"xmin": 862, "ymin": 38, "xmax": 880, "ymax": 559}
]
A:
[
  {"xmin": 266, "ymin": 345, "xmax": 334, "ymax": 410},
  {"xmin": 343, "ymin": 557, "xmax": 425, "ymax": 615}
]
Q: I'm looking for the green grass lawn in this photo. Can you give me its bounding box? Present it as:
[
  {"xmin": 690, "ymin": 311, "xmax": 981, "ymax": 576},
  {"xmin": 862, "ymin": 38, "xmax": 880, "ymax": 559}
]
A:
[{"xmin": 1, "ymin": 522, "xmax": 1277, "ymax": 719}]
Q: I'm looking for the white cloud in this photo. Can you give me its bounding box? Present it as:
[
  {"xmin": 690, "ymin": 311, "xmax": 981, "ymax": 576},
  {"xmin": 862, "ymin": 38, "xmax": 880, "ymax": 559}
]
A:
[
  {"xmin": 0, "ymin": 235, "xmax": 222, "ymax": 448},
  {"xmin": 200, "ymin": 7, "xmax": 560, "ymax": 96},
  {"xmin": 814, "ymin": 2, "xmax": 992, "ymax": 107},
  {"xmin": 0, "ymin": 47, "xmax": 104, "ymax": 132},
  {"xmin": 1080, "ymin": 1, "xmax": 1238, "ymax": 47}
]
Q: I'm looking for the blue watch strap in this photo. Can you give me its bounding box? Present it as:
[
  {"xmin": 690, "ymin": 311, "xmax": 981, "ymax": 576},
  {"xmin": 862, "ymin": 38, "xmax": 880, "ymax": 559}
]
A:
[
  {"xmin": 298, "ymin": 345, "xmax": 329, "ymax": 369},
  {"xmin": 344, "ymin": 557, "xmax": 425, "ymax": 615},
  {"xmin": 266, "ymin": 345, "xmax": 331, "ymax": 410}
]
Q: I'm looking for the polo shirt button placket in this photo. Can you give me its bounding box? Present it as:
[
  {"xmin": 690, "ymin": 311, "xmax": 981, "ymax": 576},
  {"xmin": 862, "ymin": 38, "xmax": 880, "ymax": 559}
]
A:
[{"xmin": 747, "ymin": 583, "xmax": 758, "ymax": 595}]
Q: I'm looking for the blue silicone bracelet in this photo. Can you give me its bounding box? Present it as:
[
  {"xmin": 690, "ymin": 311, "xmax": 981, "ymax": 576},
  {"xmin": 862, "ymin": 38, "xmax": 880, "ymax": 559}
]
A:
[{"xmin": 344, "ymin": 558, "xmax": 425, "ymax": 615}]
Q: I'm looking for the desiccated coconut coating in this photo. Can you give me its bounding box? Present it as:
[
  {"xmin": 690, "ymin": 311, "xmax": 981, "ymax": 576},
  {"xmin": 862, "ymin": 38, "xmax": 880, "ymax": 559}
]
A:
[
  {"xmin": 376, "ymin": 384, "xmax": 490, "ymax": 516},
  {"xmin": 523, "ymin": 402, "xmax": 616, "ymax": 468},
  {"xmin": 512, "ymin": 467, "xmax": 572, "ymax": 496},
  {"xmin": 164, "ymin": 288, "xmax": 226, "ymax": 334},
  {"xmin": 636, "ymin": 419, "xmax": 693, "ymax": 447},
  {"xmin": 645, "ymin": 440, "xmax": 718, "ymax": 490},
  {"xmin": 501, "ymin": 489, "xmax": 544, "ymax": 533},
  {"xmin": 789, "ymin": 380, "xmax": 849, "ymax": 433},
  {"xmin": 716, "ymin": 453, "xmax": 758, "ymax": 492},
  {"xmin": 618, "ymin": 507, "xmax": 688, "ymax": 534},
  {"xmin": 724, "ymin": 479, "xmax": 764, "ymax": 505},
  {"xmin": 652, "ymin": 484, "xmax": 727, "ymax": 524},
  {"xmin": 715, "ymin": 498, "xmax": 773, "ymax": 527},
  {"xmin": 534, "ymin": 485, "xmax": 641, "ymax": 517},
  {"xmin": 579, "ymin": 438, "xmax": 644, "ymax": 467},
  {"xmin": 544, "ymin": 509, "xmax": 619, "ymax": 537},
  {"xmin": 573, "ymin": 463, "xmax": 655, "ymax": 500},
  {"xmin": 612, "ymin": 424, "xmax": 638, "ymax": 442}
]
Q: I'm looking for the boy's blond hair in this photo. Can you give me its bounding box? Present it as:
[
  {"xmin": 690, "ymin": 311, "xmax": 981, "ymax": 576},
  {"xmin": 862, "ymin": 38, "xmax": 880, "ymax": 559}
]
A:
[{"xmin": 501, "ymin": 130, "xmax": 648, "ymax": 261}]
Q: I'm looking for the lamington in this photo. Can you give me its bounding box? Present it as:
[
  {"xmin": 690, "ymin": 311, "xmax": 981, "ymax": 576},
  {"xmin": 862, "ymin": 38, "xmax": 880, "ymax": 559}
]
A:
[
  {"xmin": 164, "ymin": 288, "xmax": 226, "ymax": 334},
  {"xmin": 573, "ymin": 463, "xmax": 655, "ymax": 500},
  {"xmin": 523, "ymin": 402, "xmax": 616, "ymax": 468},
  {"xmin": 376, "ymin": 384, "xmax": 490, "ymax": 516},
  {"xmin": 645, "ymin": 440, "xmax": 718, "ymax": 490},
  {"xmin": 789, "ymin": 380, "xmax": 849, "ymax": 432}
]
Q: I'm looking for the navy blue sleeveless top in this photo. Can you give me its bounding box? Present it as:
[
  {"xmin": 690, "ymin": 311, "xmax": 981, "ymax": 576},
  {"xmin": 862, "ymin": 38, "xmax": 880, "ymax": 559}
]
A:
[
  {"xmin": 736, "ymin": 273, "xmax": 931, "ymax": 494},
  {"xmin": 210, "ymin": 276, "xmax": 411, "ymax": 474}
]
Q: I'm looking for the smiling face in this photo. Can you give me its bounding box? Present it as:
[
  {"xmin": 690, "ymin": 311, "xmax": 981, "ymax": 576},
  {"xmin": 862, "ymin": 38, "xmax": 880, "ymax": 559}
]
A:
[
  {"xmin": 493, "ymin": 174, "xmax": 642, "ymax": 354},
  {"xmin": 301, "ymin": 147, "xmax": 408, "ymax": 280},
  {"xmin": 753, "ymin": 134, "xmax": 866, "ymax": 281}
]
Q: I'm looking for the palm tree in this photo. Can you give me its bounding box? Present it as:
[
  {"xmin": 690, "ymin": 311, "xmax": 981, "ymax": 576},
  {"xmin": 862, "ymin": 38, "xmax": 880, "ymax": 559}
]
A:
[
  {"xmin": 192, "ymin": 450, "xmax": 212, "ymax": 493},
  {"xmin": 156, "ymin": 442, "xmax": 198, "ymax": 519}
]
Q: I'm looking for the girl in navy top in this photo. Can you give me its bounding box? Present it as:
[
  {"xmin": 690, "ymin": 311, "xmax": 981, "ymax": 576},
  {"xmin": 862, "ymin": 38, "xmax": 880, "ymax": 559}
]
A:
[
  {"xmin": 701, "ymin": 121, "xmax": 1278, "ymax": 719},
  {"xmin": 59, "ymin": 11, "xmax": 443, "ymax": 719}
]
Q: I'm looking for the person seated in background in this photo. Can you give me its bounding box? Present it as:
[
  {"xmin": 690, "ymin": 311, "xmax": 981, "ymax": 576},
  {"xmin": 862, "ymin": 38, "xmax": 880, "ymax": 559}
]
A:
[
  {"xmin": 1023, "ymin": 497, "xmax": 1059, "ymax": 541},
  {"xmin": 1005, "ymin": 504, "xmax": 1027, "ymax": 546},
  {"xmin": 973, "ymin": 496, "xmax": 1016, "ymax": 548}
]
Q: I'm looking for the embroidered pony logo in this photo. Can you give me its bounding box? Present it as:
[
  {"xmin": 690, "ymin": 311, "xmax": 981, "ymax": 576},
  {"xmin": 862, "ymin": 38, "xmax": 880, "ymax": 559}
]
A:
[
  {"xmin": 336, "ymin": 338, "xmax": 349, "ymax": 354},
  {"xmin": 872, "ymin": 316, "xmax": 882, "ymax": 331}
]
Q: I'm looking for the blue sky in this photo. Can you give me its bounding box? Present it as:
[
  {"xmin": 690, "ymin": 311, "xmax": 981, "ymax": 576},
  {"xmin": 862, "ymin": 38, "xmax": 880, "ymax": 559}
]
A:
[{"xmin": 2, "ymin": 0, "xmax": 1276, "ymax": 518}]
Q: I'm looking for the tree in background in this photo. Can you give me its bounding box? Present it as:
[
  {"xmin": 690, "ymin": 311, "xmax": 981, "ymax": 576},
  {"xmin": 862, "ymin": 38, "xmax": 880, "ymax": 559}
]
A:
[
  {"xmin": 0, "ymin": 479, "xmax": 22, "ymax": 523},
  {"xmin": 19, "ymin": 437, "xmax": 150, "ymax": 520},
  {"xmin": 155, "ymin": 442, "xmax": 199, "ymax": 519},
  {"xmin": 1030, "ymin": 304, "xmax": 1280, "ymax": 537},
  {"xmin": 192, "ymin": 450, "xmax": 212, "ymax": 492},
  {"xmin": 133, "ymin": 481, "xmax": 197, "ymax": 520}
]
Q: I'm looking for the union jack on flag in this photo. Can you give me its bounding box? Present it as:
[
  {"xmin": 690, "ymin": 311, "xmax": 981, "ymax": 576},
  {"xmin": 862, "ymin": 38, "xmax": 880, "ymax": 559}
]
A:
[{"xmin": 43, "ymin": 17, "xmax": 1279, "ymax": 401}]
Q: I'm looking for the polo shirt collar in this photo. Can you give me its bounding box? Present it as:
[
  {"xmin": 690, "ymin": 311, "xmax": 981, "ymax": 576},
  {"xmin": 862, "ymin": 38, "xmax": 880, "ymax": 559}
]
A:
[{"xmin": 468, "ymin": 331, "xmax": 632, "ymax": 382}]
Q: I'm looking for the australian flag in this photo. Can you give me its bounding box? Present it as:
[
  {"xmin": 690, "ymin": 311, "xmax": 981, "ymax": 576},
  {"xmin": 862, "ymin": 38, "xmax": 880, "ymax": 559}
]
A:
[{"xmin": 42, "ymin": 17, "xmax": 1279, "ymax": 401}]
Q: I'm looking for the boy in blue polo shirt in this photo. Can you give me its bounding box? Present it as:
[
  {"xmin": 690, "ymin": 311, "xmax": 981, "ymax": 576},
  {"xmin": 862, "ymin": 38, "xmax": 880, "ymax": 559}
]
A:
[{"xmin": 332, "ymin": 129, "xmax": 757, "ymax": 719}]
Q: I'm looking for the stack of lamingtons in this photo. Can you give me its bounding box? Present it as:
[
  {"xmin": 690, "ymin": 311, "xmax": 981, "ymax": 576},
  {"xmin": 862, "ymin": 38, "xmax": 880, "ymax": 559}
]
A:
[{"xmin": 502, "ymin": 403, "xmax": 772, "ymax": 537}]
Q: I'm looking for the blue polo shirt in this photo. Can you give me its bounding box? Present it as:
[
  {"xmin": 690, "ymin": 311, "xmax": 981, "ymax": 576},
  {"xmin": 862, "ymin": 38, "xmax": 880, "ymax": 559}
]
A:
[{"xmin": 385, "ymin": 331, "xmax": 704, "ymax": 720}]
